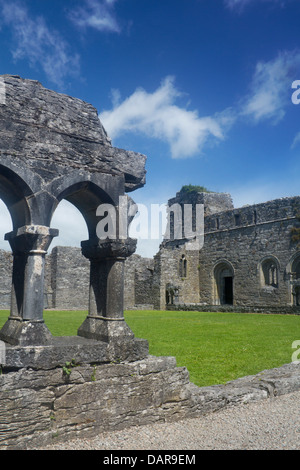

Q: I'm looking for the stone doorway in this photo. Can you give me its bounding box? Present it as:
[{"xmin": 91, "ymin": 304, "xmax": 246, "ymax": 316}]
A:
[
  {"xmin": 214, "ymin": 262, "xmax": 234, "ymax": 306},
  {"xmin": 223, "ymin": 276, "xmax": 233, "ymax": 305}
]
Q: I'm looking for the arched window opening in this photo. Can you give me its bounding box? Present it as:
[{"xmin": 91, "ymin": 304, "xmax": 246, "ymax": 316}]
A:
[
  {"xmin": 179, "ymin": 254, "xmax": 187, "ymax": 278},
  {"xmin": 0, "ymin": 199, "xmax": 13, "ymax": 309},
  {"xmin": 292, "ymin": 258, "xmax": 300, "ymax": 280},
  {"xmin": 50, "ymin": 199, "xmax": 88, "ymax": 248},
  {"xmin": 165, "ymin": 283, "xmax": 179, "ymax": 306},
  {"xmin": 0, "ymin": 198, "xmax": 13, "ymax": 249},
  {"xmin": 46, "ymin": 199, "xmax": 90, "ymax": 315},
  {"xmin": 261, "ymin": 259, "xmax": 278, "ymax": 288}
]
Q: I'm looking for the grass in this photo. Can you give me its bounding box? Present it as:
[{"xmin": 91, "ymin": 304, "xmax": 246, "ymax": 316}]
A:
[
  {"xmin": 124, "ymin": 310, "xmax": 300, "ymax": 387},
  {"xmin": 0, "ymin": 309, "xmax": 299, "ymax": 387}
]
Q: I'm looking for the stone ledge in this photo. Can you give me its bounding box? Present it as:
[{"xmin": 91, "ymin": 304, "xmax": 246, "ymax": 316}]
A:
[
  {"xmin": 2, "ymin": 336, "xmax": 149, "ymax": 370},
  {"xmin": 168, "ymin": 304, "xmax": 300, "ymax": 314},
  {"xmin": 187, "ymin": 362, "xmax": 300, "ymax": 416}
]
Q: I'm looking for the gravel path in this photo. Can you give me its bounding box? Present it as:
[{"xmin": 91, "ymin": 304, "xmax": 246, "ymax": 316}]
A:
[{"xmin": 41, "ymin": 390, "xmax": 300, "ymax": 450}]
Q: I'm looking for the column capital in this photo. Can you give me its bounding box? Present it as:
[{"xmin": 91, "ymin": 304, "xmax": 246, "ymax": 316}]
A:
[
  {"xmin": 5, "ymin": 225, "xmax": 59, "ymax": 254},
  {"xmin": 81, "ymin": 238, "xmax": 137, "ymax": 260}
]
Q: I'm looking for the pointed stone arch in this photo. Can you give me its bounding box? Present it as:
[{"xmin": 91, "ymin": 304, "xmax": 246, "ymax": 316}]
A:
[
  {"xmin": 287, "ymin": 252, "xmax": 300, "ymax": 306},
  {"xmin": 213, "ymin": 260, "xmax": 234, "ymax": 306},
  {"xmin": 259, "ymin": 255, "xmax": 280, "ymax": 288}
]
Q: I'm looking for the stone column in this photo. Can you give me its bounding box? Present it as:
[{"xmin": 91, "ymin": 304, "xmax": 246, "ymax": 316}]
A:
[
  {"xmin": 78, "ymin": 238, "xmax": 136, "ymax": 342},
  {"xmin": 0, "ymin": 225, "xmax": 58, "ymax": 345}
]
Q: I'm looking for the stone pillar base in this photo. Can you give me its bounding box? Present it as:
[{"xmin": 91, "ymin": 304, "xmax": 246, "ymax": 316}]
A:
[
  {"xmin": 77, "ymin": 315, "xmax": 135, "ymax": 343},
  {"xmin": 0, "ymin": 318, "xmax": 52, "ymax": 346}
]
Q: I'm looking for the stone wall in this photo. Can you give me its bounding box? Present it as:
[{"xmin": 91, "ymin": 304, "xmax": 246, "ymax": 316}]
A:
[
  {"xmin": 124, "ymin": 254, "xmax": 154, "ymax": 309},
  {"xmin": 152, "ymin": 247, "xmax": 200, "ymax": 310},
  {"xmin": 0, "ymin": 247, "xmax": 154, "ymax": 312},
  {"xmin": 0, "ymin": 193, "xmax": 299, "ymax": 313},
  {"xmin": 0, "ymin": 246, "xmax": 90, "ymax": 311},
  {"xmin": 1, "ymin": 355, "xmax": 300, "ymax": 449},
  {"xmin": 45, "ymin": 246, "xmax": 89, "ymax": 310},
  {"xmin": 0, "ymin": 356, "xmax": 192, "ymax": 449},
  {"xmin": 156, "ymin": 193, "xmax": 300, "ymax": 310},
  {"xmin": 0, "ymin": 249, "xmax": 12, "ymax": 308},
  {"xmin": 199, "ymin": 196, "xmax": 300, "ymax": 307}
]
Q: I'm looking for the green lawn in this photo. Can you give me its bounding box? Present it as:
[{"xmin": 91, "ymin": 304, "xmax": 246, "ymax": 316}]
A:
[
  {"xmin": 0, "ymin": 309, "xmax": 299, "ymax": 387},
  {"xmin": 124, "ymin": 310, "xmax": 300, "ymax": 386}
]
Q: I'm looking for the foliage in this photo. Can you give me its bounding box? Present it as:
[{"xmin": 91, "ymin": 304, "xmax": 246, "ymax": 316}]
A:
[
  {"xmin": 62, "ymin": 358, "xmax": 77, "ymax": 377},
  {"xmin": 179, "ymin": 184, "xmax": 212, "ymax": 194}
]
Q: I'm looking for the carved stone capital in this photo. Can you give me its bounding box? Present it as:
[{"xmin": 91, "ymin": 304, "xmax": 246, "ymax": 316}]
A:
[
  {"xmin": 81, "ymin": 238, "xmax": 137, "ymax": 260},
  {"xmin": 5, "ymin": 225, "xmax": 59, "ymax": 255}
]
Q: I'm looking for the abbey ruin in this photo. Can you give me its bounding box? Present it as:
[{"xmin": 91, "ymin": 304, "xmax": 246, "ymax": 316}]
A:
[
  {"xmin": 0, "ymin": 188, "xmax": 299, "ymax": 314},
  {"xmin": 46, "ymin": 189, "xmax": 300, "ymax": 314},
  {"xmin": 0, "ymin": 74, "xmax": 299, "ymax": 449},
  {"xmin": 0, "ymin": 76, "xmax": 298, "ymax": 317}
]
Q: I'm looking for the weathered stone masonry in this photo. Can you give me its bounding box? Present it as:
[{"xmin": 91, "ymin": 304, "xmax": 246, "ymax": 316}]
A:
[
  {"xmin": 1, "ymin": 75, "xmax": 300, "ymax": 449},
  {"xmin": 1, "ymin": 192, "xmax": 299, "ymax": 313},
  {"xmin": 0, "ymin": 74, "xmax": 231, "ymax": 450},
  {"xmin": 155, "ymin": 191, "xmax": 300, "ymax": 312},
  {"xmin": 0, "ymin": 73, "xmax": 147, "ymax": 348},
  {"xmin": 199, "ymin": 195, "xmax": 300, "ymax": 309}
]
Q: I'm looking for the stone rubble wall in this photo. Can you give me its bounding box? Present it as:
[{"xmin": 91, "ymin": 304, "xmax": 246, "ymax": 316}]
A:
[
  {"xmin": 0, "ymin": 250, "xmax": 12, "ymax": 309},
  {"xmin": 158, "ymin": 194, "xmax": 300, "ymax": 309},
  {"xmin": 45, "ymin": 246, "xmax": 89, "ymax": 310},
  {"xmin": 205, "ymin": 195, "xmax": 300, "ymax": 232},
  {"xmin": 0, "ymin": 246, "xmax": 155, "ymax": 312},
  {"xmin": 124, "ymin": 254, "xmax": 154, "ymax": 310},
  {"xmin": 0, "ymin": 355, "xmax": 300, "ymax": 449},
  {"xmin": 0, "ymin": 75, "xmax": 146, "ymax": 191},
  {"xmin": 198, "ymin": 200, "xmax": 299, "ymax": 307}
]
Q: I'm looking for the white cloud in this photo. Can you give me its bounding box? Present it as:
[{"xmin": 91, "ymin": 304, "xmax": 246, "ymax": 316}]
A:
[
  {"xmin": 225, "ymin": 0, "xmax": 288, "ymax": 11},
  {"xmin": 68, "ymin": 0, "xmax": 120, "ymax": 33},
  {"xmin": 0, "ymin": 1, "xmax": 80, "ymax": 87},
  {"xmin": 100, "ymin": 77, "xmax": 233, "ymax": 159},
  {"xmin": 241, "ymin": 50, "xmax": 300, "ymax": 123},
  {"xmin": 291, "ymin": 132, "xmax": 300, "ymax": 149},
  {"xmin": 225, "ymin": 0, "xmax": 253, "ymax": 8}
]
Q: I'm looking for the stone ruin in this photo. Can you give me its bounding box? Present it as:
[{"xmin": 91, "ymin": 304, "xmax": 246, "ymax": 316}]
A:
[
  {"xmin": 0, "ymin": 74, "xmax": 149, "ymax": 366},
  {"xmin": 0, "ymin": 74, "xmax": 206, "ymax": 449},
  {"xmin": 152, "ymin": 189, "xmax": 300, "ymax": 313},
  {"xmin": 1, "ymin": 75, "xmax": 300, "ymax": 450}
]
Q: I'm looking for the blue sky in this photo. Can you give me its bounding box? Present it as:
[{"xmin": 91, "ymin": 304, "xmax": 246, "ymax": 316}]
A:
[{"xmin": 0, "ymin": 0, "xmax": 300, "ymax": 257}]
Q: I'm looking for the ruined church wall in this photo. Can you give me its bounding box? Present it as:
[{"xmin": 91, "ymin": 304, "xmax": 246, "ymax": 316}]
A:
[
  {"xmin": 45, "ymin": 246, "xmax": 89, "ymax": 310},
  {"xmin": 124, "ymin": 254, "xmax": 154, "ymax": 309},
  {"xmin": 154, "ymin": 196, "xmax": 300, "ymax": 310},
  {"xmin": 153, "ymin": 247, "xmax": 200, "ymax": 309},
  {"xmin": 204, "ymin": 196, "xmax": 300, "ymax": 233},
  {"xmin": 199, "ymin": 197, "xmax": 300, "ymax": 307},
  {"xmin": 0, "ymin": 246, "xmax": 156, "ymax": 312},
  {"xmin": 0, "ymin": 195, "xmax": 299, "ymax": 312}
]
